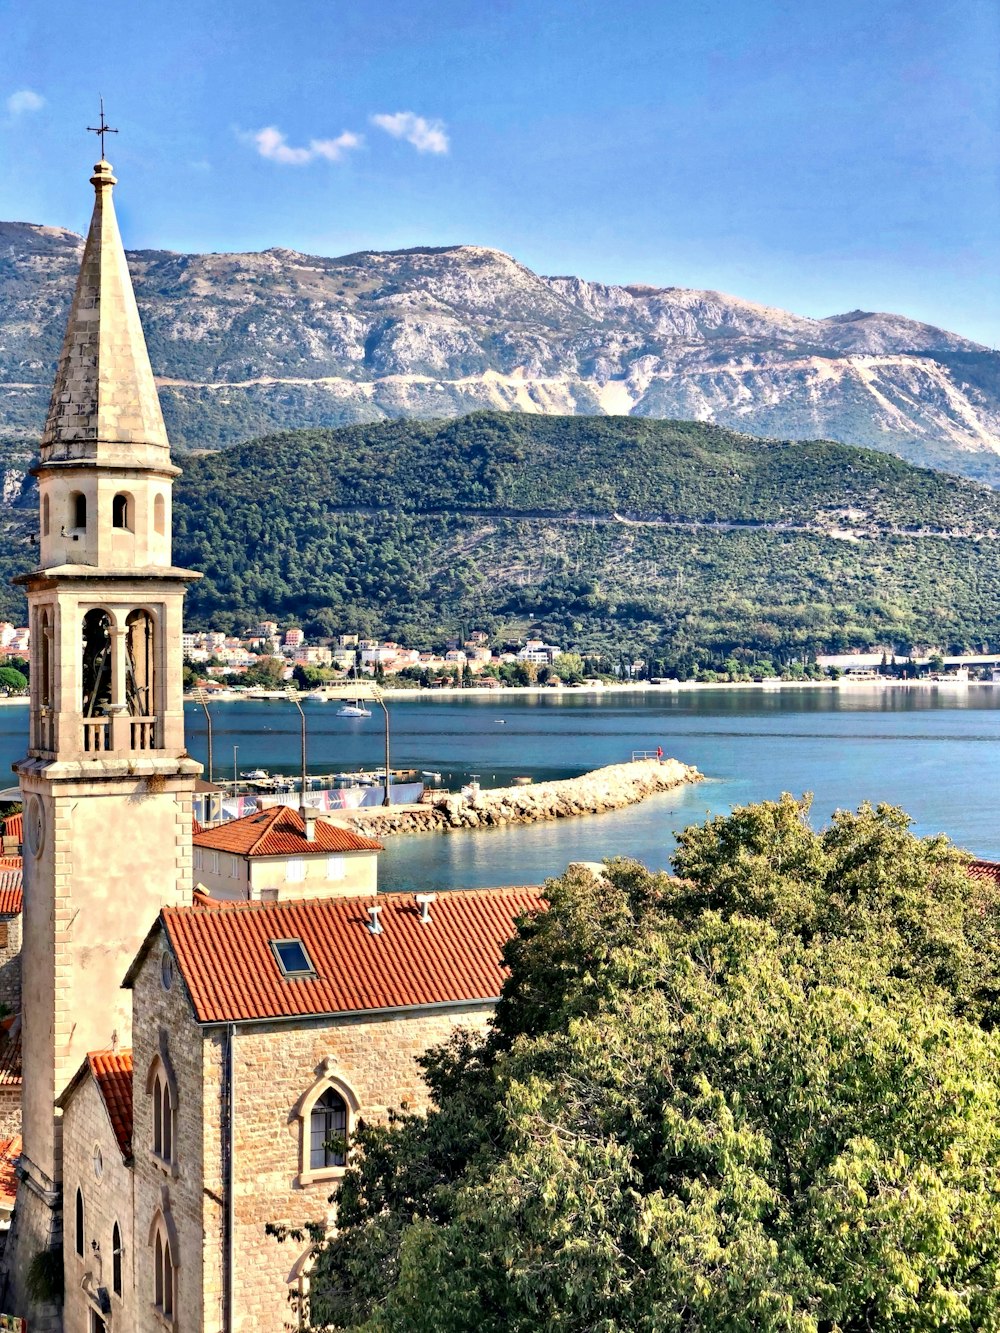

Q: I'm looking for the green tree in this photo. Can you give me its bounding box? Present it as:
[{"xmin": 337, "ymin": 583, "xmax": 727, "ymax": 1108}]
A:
[
  {"xmin": 242, "ymin": 655, "xmax": 287, "ymax": 688},
  {"xmin": 293, "ymin": 798, "xmax": 1000, "ymax": 1332},
  {"xmin": 0, "ymin": 666, "xmax": 28, "ymax": 694},
  {"xmin": 551, "ymin": 652, "xmax": 585, "ymax": 684}
]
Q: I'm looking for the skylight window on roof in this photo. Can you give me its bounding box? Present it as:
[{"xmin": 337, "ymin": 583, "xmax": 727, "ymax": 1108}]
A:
[{"xmin": 270, "ymin": 938, "xmax": 316, "ymax": 979}]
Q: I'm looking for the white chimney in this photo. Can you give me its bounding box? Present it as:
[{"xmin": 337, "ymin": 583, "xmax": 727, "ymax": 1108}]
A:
[
  {"xmin": 415, "ymin": 892, "xmax": 436, "ymax": 924},
  {"xmin": 367, "ymin": 904, "xmax": 383, "ymax": 935},
  {"xmin": 302, "ymin": 806, "xmax": 319, "ymax": 842}
]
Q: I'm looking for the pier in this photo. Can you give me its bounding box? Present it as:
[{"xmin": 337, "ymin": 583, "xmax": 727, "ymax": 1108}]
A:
[{"xmin": 333, "ymin": 757, "xmax": 702, "ymax": 838}]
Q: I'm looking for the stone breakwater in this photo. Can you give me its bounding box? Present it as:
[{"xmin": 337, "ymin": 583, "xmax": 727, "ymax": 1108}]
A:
[{"xmin": 340, "ymin": 758, "xmax": 701, "ymax": 838}]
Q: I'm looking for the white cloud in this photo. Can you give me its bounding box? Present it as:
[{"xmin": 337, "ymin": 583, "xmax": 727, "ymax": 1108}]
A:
[
  {"xmin": 371, "ymin": 111, "xmax": 449, "ymax": 155},
  {"xmin": 245, "ymin": 125, "xmax": 362, "ymax": 166},
  {"xmin": 310, "ymin": 131, "xmax": 363, "ymax": 162},
  {"xmin": 7, "ymin": 89, "xmax": 44, "ymax": 116}
]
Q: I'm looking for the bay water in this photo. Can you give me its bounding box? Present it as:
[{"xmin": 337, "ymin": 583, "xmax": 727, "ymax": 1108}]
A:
[{"xmin": 2, "ymin": 684, "xmax": 998, "ymax": 890}]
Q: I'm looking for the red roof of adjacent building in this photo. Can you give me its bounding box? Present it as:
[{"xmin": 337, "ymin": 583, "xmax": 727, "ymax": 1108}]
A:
[
  {"xmin": 0, "ymin": 1134, "xmax": 21, "ymax": 1210},
  {"xmin": 89, "ymin": 1050, "xmax": 134, "ymax": 1159},
  {"xmin": 969, "ymin": 860, "xmax": 1000, "ymax": 887},
  {"xmin": 1, "ymin": 813, "xmax": 21, "ymax": 843},
  {"xmin": 0, "ymin": 870, "xmax": 21, "ymax": 914},
  {"xmin": 193, "ymin": 805, "xmax": 382, "ymax": 857},
  {"xmin": 151, "ymin": 886, "xmax": 545, "ymax": 1024}
]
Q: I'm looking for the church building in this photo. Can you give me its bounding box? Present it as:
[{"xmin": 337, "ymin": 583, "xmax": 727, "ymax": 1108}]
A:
[{"xmin": 0, "ymin": 151, "xmax": 544, "ymax": 1332}]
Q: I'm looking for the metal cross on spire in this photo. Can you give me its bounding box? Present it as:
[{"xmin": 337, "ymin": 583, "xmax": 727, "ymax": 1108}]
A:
[{"xmin": 87, "ymin": 97, "xmax": 118, "ymax": 158}]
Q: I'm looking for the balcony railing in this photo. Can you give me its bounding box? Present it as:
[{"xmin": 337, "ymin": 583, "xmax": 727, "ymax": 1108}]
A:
[
  {"xmin": 130, "ymin": 717, "xmax": 159, "ymax": 751},
  {"xmin": 82, "ymin": 719, "xmax": 111, "ymax": 753}
]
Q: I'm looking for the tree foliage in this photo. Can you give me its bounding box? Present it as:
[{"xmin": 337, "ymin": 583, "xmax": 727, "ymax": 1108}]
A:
[{"xmin": 296, "ymin": 798, "xmax": 1000, "ymax": 1332}]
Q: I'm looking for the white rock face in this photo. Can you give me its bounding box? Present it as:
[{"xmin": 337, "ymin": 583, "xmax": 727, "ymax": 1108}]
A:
[{"xmin": 1, "ymin": 223, "xmax": 999, "ymax": 483}]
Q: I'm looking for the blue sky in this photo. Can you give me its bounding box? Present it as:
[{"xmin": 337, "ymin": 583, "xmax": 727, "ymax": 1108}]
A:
[{"xmin": 3, "ymin": 0, "xmax": 998, "ymax": 344}]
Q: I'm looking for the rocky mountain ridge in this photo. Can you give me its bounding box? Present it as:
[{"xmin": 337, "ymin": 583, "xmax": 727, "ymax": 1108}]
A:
[{"xmin": 2, "ymin": 221, "xmax": 1000, "ymax": 482}]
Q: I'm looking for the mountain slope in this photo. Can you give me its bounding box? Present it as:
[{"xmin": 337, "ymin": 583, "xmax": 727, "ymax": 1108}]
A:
[
  {"xmin": 2, "ymin": 222, "xmax": 1000, "ymax": 483},
  {"xmin": 161, "ymin": 413, "xmax": 1000, "ymax": 663},
  {"xmin": 3, "ymin": 414, "xmax": 999, "ymax": 663}
]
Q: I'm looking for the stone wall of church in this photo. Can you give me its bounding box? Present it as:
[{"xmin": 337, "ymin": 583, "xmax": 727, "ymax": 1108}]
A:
[
  {"xmin": 61, "ymin": 1074, "xmax": 134, "ymax": 1333},
  {"xmin": 130, "ymin": 929, "xmax": 214, "ymax": 1333},
  {"xmin": 220, "ymin": 1003, "xmax": 495, "ymax": 1333},
  {"xmin": 0, "ymin": 909, "xmax": 21, "ymax": 1012}
]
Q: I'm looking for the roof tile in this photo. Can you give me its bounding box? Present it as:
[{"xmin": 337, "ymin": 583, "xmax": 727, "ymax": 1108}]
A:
[
  {"xmin": 89, "ymin": 1049, "xmax": 133, "ymax": 1159},
  {"xmin": 194, "ymin": 805, "xmax": 382, "ymax": 857},
  {"xmin": 161, "ymin": 886, "xmax": 544, "ymax": 1024},
  {"xmin": 0, "ymin": 1134, "xmax": 20, "ymax": 1209}
]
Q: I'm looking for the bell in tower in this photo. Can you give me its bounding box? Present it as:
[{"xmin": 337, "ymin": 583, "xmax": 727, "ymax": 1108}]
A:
[{"xmin": 0, "ymin": 137, "xmax": 201, "ymax": 1320}]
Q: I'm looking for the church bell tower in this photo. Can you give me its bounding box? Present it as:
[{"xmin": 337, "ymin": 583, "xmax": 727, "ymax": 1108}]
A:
[{"xmin": 3, "ymin": 152, "xmax": 199, "ymax": 1316}]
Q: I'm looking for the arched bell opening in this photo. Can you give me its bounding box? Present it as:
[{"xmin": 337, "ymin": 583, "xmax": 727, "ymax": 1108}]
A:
[
  {"xmin": 153, "ymin": 493, "xmax": 166, "ymax": 537},
  {"xmin": 112, "ymin": 492, "xmax": 133, "ymax": 531},
  {"xmin": 41, "ymin": 494, "xmax": 50, "ymax": 537},
  {"xmin": 125, "ymin": 609, "xmax": 156, "ymax": 718},
  {"xmin": 70, "ymin": 491, "xmax": 87, "ymax": 532},
  {"xmin": 81, "ymin": 609, "xmax": 113, "ymax": 718}
]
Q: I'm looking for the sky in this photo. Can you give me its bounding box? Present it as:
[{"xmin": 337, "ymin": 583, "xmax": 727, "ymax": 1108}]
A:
[{"xmin": 2, "ymin": 0, "xmax": 998, "ymax": 345}]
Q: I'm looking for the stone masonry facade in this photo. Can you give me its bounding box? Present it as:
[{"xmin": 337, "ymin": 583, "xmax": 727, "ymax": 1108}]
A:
[
  {"xmin": 61, "ymin": 1075, "xmax": 134, "ymax": 1333},
  {"xmin": 127, "ymin": 926, "xmax": 494, "ymax": 1331}
]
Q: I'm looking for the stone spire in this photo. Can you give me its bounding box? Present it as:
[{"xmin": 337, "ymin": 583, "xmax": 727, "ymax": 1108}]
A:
[{"xmin": 41, "ymin": 158, "xmax": 170, "ymax": 468}]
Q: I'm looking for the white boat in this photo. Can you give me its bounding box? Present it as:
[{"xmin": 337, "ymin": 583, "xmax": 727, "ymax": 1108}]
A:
[
  {"xmin": 241, "ymin": 768, "xmax": 271, "ymax": 781},
  {"xmin": 421, "ymin": 770, "xmax": 442, "ymax": 781},
  {"xmin": 337, "ymin": 700, "xmax": 372, "ymax": 717}
]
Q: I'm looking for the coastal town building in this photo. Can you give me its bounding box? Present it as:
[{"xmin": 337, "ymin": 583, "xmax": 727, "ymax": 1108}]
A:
[
  {"xmin": 0, "ymin": 150, "xmax": 546, "ymax": 1333},
  {"xmin": 192, "ymin": 805, "xmax": 383, "ymax": 901}
]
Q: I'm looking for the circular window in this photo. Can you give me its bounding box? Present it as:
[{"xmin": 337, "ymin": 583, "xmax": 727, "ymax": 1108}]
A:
[
  {"xmin": 93, "ymin": 1144, "xmax": 103, "ymax": 1179},
  {"xmin": 161, "ymin": 950, "xmax": 174, "ymax": 991},
  {"xmin": 24, "ymin": 795, "xmax": 44, "ymax": 859}
]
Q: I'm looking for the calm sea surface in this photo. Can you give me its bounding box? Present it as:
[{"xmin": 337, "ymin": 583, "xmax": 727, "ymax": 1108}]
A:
[{"xmin": 2, "ymin": 685, "xmax": 999, "ymax": 890}]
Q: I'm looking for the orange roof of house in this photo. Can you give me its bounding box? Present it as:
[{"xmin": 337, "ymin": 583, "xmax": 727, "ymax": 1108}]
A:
[
  {"xmin": 1, "ymin": 813, "xmax": 21, "ymax": 842},
  {"xmin": 969, "ymin": 859, "xmax": 1000, "ymax": 886},
  {"xmin": 0, "ymin": 870, "xmax": 21, "ymax": 914},
  {"xmin": 193, "ymin": 805, "xmax": 382, "ymax": 857},
  {"xmin": 89, "ymin": 1050, "xmax": 133, "ymax": 1159},
  {"xmin": 0, "ymin": 1134, "xmax": 20, "ymax": 1209},
  {"xmin": 152, "ymin": 886, "xmax": 545, "ymax": 1024}
]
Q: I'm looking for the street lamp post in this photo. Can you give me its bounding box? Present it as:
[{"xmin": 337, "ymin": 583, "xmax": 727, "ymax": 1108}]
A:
[
  {"xmin": 196, "ymin": 689, "xmax": 213, "ymax": 783},
  {"xmin": 374, "ymin": 690, "xmax": 391, "ymax": 807},
  {"xmin": 233, "ymin": 745, "xmax": 239, "ymax": 798},
  {"xmin": 290, "ymin": 693, "xmax": 307, "ymax": 811}
]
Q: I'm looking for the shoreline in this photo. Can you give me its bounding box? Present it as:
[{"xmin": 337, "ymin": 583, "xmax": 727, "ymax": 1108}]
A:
[{"xmin": 181, "ymin": 678, "xmax": 994, "ymax": 704}]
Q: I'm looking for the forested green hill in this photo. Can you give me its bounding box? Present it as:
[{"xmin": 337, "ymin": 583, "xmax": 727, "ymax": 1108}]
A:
[{"xmin": 166, "ymin": 412, "xmax": 1000, "ymax": 668}]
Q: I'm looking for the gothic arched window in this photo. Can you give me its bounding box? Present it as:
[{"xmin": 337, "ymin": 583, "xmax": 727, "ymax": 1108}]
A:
[
  {"xmin": 310, "ymin": 1088, "xmax": 348, "ymax": 1169},
  {"xmin": 153, "ymin": 493, "xmax": 166, "ymax": 536},
  {"xmin": 81, "ymin": 608, "xmax": 113, "ymax": 718},
  {"xmin": 112, "ymin": 492, "xmax": 131, "ymax": 530},
  {"xmin": 70, "ymin": 491, "xmax": 87, "ymax": 531},
  {"xmin": 126, "ymin": 609, "xmax": 155, "ymax": 718},
  {"xmin": 112, "ymin": 1219, "xmax": 123, "ymax": 1296},
  {"xmin": 75, "ymin": 1186, "xmax": 84, "ymax": 1257},
  {"xmin": 151, "ymin": 1218, "xmax": 176, "ymax": 1318},
  {"xmin": 147, "ymin": 1054, "xmax": 177, "ymax": 1166},
  {"xmin": 41, "ymin": 493, "xmax": 49, "ymax": 537}
]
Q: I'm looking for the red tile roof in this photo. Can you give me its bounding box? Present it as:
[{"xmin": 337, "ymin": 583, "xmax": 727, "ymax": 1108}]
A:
[
  {"xmin": 0, "ymin": 1134, "xmax": 20, "ymax": 1209},
  {"xmin": 969, "ymin": 859, "xmax": 1000, "ymax": 886},
  {"xmin": 0, "ymin": 1017, "xmax": 21, "ymax": 1087},
  {"xmin": 0, "ymin": 872, "xmax": 21, "ymax": 913},
  {"xmin": 89, "ymin": 1050, "xmax": 133, "ymax": 1159},
  {"xmin": 2, "ymin": 813, "xmax": 21, "ymax": 844},
  {"xmin": 157, "ymin": 887, "xmax": 545, "ymax": 1024},
  {"xmin": 193, "ymin": 805, "xmax": 382, "ymax": 857}
]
